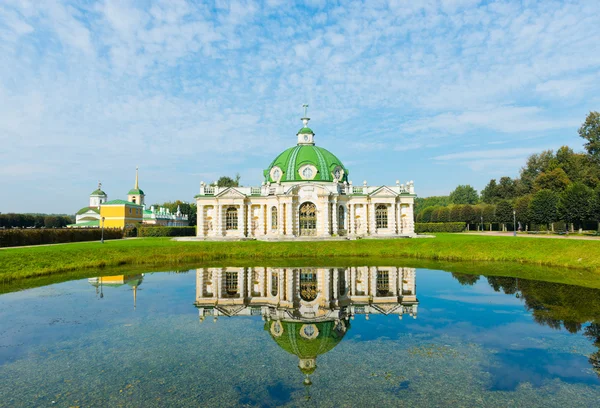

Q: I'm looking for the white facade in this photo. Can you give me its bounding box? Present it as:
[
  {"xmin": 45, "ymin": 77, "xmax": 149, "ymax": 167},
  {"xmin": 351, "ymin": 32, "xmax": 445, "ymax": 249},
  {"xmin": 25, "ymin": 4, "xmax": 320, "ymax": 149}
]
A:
[{"xmin": 195, "ymin": 181, "xmax": 415, "ymax": 239}]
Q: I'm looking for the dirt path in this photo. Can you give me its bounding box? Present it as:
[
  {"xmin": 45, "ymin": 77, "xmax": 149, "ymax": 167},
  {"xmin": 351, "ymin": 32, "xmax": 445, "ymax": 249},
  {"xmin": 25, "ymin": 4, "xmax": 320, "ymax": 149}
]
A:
[{"xmin": 463, "ymin": 231, "xmax": 600, "ymax": 240}]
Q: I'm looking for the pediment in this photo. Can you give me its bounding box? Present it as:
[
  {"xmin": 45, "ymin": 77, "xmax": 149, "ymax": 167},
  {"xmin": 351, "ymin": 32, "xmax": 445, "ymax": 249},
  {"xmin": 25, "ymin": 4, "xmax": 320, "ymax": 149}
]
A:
[
  {"xmin": 369, "ymin": 186, "xmax": 397, "ymax": 197},
  {"xmin": 215, "ymin": 305, "xmax": 246, "ymax": 316},
  {"xmin": 216, "ymin": 188, "xmax": 247, "ymax": 199},
  {"xmin": 370, "ymin": 303, "xmax": 402, "ymax": 315}
]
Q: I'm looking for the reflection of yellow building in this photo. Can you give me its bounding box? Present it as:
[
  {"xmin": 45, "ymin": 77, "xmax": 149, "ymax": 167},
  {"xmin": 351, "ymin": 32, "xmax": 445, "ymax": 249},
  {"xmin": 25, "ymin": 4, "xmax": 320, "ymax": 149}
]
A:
[
  {"xmin": 88, "ymin": 274, "xmax": 144, "ymax": 308},
  {"xmin": 195, "ymin": 266, "xmax": 418, "ymax": 388}
]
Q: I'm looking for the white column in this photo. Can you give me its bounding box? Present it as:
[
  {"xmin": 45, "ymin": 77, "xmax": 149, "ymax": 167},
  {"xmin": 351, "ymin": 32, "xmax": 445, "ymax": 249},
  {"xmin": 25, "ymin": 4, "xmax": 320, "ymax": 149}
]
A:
[
  {"xmin": 397, "ymin": 203, "xmax": 402, "ymax": 234},
  {"xmin": 197, "ymin": 205, "xmax": 204, "ymax": 237},
  {"xmin": 246, "ymin": 203, "xmax": 254, "ymax": 237},
  {"xmin": 349, "ymin": 204, "xmax": 355, "ymax": 235},
  {"xmin": 240, "ymin": 203, "xmax": 246, "ymax": 237},
  {"xmin": 240, "ymin": 268, "xmax": 246, "ymax": 298},
  {"xmin": 285, "ymin": 201, "xmax": 293, "ymax": 236},
  {"xmin": 369, "ymin": 203, "xmax": 375, "ymax": 235},
  {"xmin": 260, "ymin": 204, "xmax": 266, "ymax": 236},
  {"xmin": 266, "ymin": 204, "xmax": 273, "ymax": 235},
  {"xmin": 217, "ymin": 204, "xmax": 223, "ymax": 236},
  {"xmin": 332, "ymin": 199, "xmax": 338, "ymax": 235},
  {"xmin": 196, "ymin": 269, "xmax": 203, "ymax": 301},
  {"xmin": 322, "ymin": 199, "xmax": 330, "ymax": 236},
  {"xmin": 407, "ymin": 203, "xmax": 415, "ymax": 235},
  {"xmin": 390, "ymin": 203, "xmax": 397, "ymax": 235},
  {"xmin": 332, "ymin": 269, "xmax": 338, "ymax": 302},
  {"xmin": 278, "ymin": 202, "xmax": 285, "ymax": 235}
]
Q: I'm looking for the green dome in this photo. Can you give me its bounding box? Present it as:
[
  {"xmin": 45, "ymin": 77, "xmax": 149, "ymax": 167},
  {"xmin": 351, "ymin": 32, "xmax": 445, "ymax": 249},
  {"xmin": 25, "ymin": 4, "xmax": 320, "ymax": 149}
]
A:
[
  {"xmin": 298, "ymin": 127, "xmax": 314, "ymax": 134},
  {"xmin": 128, "ymin": 188, "xmax": 145, "ymax": 195},
  {"xmin": 266, "ymin": 320, "xmax": 348, "ymax": 359},
  {"xmin": 264, "ymin": 145, "xmax": 349, "ymax": 183},
  {"xmin": 76, "ymin": 206, "xmax": 100, "ymax": 215},
  {"xmin": 90, "ymin": 189, "xmax": 106, "ymax": 196}
]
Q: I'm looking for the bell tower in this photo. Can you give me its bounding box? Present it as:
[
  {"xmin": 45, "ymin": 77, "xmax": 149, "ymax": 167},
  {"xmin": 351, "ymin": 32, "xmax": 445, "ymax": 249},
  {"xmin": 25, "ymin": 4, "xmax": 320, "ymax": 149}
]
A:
[{"xmin": 127, "ymin": 166, "xmax": 145, "ymax": 206}]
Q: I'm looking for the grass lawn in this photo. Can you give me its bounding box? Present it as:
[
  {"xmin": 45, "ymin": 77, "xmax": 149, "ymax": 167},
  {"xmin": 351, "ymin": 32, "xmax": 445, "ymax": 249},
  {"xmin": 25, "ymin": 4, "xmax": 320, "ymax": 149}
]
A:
[{"xmin": 1, "ymin": 234, "xmax": 600, "ymax": 285}]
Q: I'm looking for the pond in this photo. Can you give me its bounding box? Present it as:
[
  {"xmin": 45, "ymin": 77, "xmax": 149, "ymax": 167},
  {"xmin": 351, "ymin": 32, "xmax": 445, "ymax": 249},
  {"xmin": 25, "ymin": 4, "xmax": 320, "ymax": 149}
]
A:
[{"xmin": 0, "ymin": 266, "xmax": 599, "ymax": 407}]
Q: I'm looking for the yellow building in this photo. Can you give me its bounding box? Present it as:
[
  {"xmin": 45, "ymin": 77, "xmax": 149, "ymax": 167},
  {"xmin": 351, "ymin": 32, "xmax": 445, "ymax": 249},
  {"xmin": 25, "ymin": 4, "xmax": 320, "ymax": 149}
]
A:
[{"xmin": 100, "ymin": 199, "xmax": 143, "ymax": 229}]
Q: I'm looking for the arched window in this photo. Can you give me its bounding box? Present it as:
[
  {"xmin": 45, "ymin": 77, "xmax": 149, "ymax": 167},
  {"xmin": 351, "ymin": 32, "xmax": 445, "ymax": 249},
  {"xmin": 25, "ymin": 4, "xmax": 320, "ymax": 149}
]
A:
[
  {"xmin": 271, "ymin": 206, "xmax": 278, "ymax": 229},
  {"xmin": 271, "ymin": 273, "xmax": 278, "ymax": 296},
  {"xmin": 299, "ymin": 269, "xmax": 318, "ymax": 301},
  {"xmin": 226, "ymin": 207, "xmax": 238, "ymax": 230},
  {"xmin": 376, "ymin": 204, "xmax": 388, "ymax": 229},
  {"xmin": 338, "ymin": 206, "xmax": 345, "ymax": 230},
  {"xmin": 299, "ymin": 202, "xmax": 317, "ymax": 236}
]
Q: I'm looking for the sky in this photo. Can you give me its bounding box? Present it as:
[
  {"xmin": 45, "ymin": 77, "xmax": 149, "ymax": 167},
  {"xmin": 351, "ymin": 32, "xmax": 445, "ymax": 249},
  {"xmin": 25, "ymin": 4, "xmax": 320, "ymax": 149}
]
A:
[{"xmin": 1, "ymin": 0, "xmax": 599, "ymax": 214}]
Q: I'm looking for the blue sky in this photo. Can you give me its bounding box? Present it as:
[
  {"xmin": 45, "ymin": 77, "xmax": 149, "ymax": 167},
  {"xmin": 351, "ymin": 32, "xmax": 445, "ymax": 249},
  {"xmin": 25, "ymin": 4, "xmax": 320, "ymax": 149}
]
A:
[{"xmin": 1, "ymin": 0, "xmax": 599, "ymax": 214}]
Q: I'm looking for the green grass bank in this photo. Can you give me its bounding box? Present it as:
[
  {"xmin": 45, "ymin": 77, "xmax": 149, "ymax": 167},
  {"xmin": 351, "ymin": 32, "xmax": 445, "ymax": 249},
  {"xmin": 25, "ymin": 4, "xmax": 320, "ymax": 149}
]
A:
[{"xmin": 1, "ymin": 234, "xmax": 600, "ymax": 283}]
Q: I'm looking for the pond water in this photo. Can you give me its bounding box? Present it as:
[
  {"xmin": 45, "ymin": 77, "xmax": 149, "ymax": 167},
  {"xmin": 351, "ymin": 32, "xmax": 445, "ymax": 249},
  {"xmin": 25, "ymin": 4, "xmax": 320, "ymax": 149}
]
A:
[{"xmin": 0, "ymin": 266, "xmax": 599, "ymax": 407}]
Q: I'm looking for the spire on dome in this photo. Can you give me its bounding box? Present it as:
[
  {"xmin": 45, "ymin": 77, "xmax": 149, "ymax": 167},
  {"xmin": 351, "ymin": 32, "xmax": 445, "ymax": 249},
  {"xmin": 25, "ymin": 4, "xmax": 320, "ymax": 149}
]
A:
[
  {"xmin": 135, "ymin": 166, "xmax": 139, "ymax": 189},
  {"xmin": 301, "ymin": 104, "xmax": 310, "ymax": 127}
]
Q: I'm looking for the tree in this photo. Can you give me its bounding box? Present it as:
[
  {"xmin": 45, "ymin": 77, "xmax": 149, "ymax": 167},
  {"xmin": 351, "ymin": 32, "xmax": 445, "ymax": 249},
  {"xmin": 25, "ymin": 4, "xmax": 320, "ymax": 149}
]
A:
[
  {"xmin": 449, "ymin": 185, "xmax": 479, "ymax": 205},
  {"xmin": 449, "ymin": 205, "xmax": 464, "ymax": 222},
  {"xmin": 591, "ymin": 187, "xmax": 600, "ymax": 231},
  {"xmin": 437, "ymin": 206, "xmax": 450, "ymax": 222},
  {"xmin": 481, "ymin": 204, "xmax": 496, "ymax": 231},
  {"xmin": 420, "ymin": 207, "xmax": 435, "ymax": 223},
  {"xmin": 533, "ymin": 167, "xmax": 570, "ymax": 192},
  {"xmin": 578, "ymin": 111, "xmax": 600, "ymax": 162},
  {"xmin": 451, "ymin": 273, "xmax": 480, "ymax": 286},
  {"xmin": 520, "ymin": 150, "xmax": 556, "ymax": 193},
  {"xmin": 495, "ymin": 200, "xmax": 514, "ymax": 232},
  {"xmin": 481, "ymin": 179, "xmax": 499, "ymax": 203},
  {"xmin": 514, "ymin": 195, "xmax": 532, "ymax": 231},
  {"xmin": 559, "ymin": 182, "xmax": 593, "ymax": 232},
  {"xmin": 529, "ymin": 189, "xmax": 559, "ymax": 232},
  {"xmin": 497, "ymin": 177, "xmax": 517, "ymax": 200},
  {"xmin": 216, "ymin": 174, "xmax": 241, "ymax": 187},
  {"xmin": 460, "ymin": 204, "xmax": 477, "ymax": 230},
  {"xmin": 430, "ymin": 207, "xmax": 440, "ymax": 222}
]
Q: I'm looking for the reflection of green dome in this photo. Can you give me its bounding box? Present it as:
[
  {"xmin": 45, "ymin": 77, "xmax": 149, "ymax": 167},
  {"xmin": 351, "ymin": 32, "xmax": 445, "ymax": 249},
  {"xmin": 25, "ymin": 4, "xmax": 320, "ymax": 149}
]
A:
[
  {"xmin": 264, "ymin": 145, "xmax": 349, "ymax": 183},
  {"xmin": 266, "ymin": 320, "xmax": 348, "ymax": 361}
]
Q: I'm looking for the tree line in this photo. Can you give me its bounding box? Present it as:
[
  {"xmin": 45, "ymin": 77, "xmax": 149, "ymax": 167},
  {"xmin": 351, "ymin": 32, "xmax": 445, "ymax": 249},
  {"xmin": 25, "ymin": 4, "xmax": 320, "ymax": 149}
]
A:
[
  {"xmin": 416, "ymin": 112, "xmax": 600, "ymax": 232},
  {"xmin": 0, "ymin": 213, "xmax": 75, "ymax": 229}
]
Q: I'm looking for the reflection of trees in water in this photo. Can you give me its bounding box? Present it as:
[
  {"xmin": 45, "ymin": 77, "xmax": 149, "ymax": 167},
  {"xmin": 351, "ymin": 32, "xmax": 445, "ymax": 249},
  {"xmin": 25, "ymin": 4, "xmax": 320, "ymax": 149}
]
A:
[
  {"xmin": 450, "ymin": 273, "xmax": 600, "ymax": 378},
  {"xmin": 450, "ymin": 273, "xmax": 479, "ymax": 286}
]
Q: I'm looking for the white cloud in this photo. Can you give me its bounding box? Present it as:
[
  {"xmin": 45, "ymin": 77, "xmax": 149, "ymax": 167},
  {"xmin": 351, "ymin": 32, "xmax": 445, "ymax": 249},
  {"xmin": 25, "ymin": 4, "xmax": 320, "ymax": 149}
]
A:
[{"xmin": 0, "ymin": 0, "xmax": 599, "ymax": 212}]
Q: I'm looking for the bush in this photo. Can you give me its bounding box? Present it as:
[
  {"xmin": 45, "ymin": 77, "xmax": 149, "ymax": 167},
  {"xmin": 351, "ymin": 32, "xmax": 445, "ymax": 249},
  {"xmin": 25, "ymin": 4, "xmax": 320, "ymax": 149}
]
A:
[
  {"xmin": 415, "ymin": 222, "xmax": 465, "ymax": 233},
  {"xmin": 0, "ymin": 228, "xmax": 123, "ymax": 248},
  {"xmin": 137, "ymin": 226, "xmax": 196, "ymax": 237}
]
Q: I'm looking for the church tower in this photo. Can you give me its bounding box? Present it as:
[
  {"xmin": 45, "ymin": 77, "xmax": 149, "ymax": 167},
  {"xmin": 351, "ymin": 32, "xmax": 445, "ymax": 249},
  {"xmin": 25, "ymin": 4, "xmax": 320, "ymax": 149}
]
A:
[
  {"xmin": 127, "ymin": 166, "xmax": 145, "ymax": 206},
  {"xmin": 89, "ymin": 181, "xmax": 107, "ymax": 208}
]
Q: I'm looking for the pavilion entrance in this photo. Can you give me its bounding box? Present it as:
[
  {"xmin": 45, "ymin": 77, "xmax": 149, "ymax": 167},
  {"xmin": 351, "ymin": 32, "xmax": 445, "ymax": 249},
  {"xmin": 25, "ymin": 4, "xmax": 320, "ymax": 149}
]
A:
[{"xmin": 299, "ymin": 202, "xmax": 317, "ymax": 236}]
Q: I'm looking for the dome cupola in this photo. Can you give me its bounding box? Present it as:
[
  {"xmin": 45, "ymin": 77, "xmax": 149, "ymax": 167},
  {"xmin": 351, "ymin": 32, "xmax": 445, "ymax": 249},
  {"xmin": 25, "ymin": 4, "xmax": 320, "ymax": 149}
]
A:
[
  {"xmin": 264, "ymin": 106, "xmax": 349, "ymax": 183},
  {"xmin": 89, "ymin": 181, "xmax": 107, "ymax": 207}
]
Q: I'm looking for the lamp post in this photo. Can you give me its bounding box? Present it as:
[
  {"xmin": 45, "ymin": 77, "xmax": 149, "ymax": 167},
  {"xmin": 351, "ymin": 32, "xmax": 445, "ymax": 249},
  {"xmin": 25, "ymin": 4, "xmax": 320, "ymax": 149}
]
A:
[
  {"xmin": 101, "ymin": 217, "xmax": 105, "ymax": 243},
  {"xmin": 513, "ymin": 210, "xmax": 516, "ymax": 237},
  {"xmin": 481, "ymin": 216, "xmax": 483, "ymax": 232}
]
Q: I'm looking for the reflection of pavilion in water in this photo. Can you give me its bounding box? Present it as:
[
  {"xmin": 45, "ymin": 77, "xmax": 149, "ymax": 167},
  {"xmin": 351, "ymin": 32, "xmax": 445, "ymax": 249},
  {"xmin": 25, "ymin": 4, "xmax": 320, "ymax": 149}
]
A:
[
  {"xmin": 88, "ymin": 274, "xmax": 144, "ymax": 308},
  {"xmin": 195, "ymin": 267, "xmax": 418, "ymax": 388}
]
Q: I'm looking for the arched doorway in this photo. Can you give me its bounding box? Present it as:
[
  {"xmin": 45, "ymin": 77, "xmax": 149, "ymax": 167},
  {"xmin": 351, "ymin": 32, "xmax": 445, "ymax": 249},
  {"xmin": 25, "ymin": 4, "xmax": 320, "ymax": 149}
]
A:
[{"xmin": 299, "ymin": 202, "xmax": 317, "ymax": 236}]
